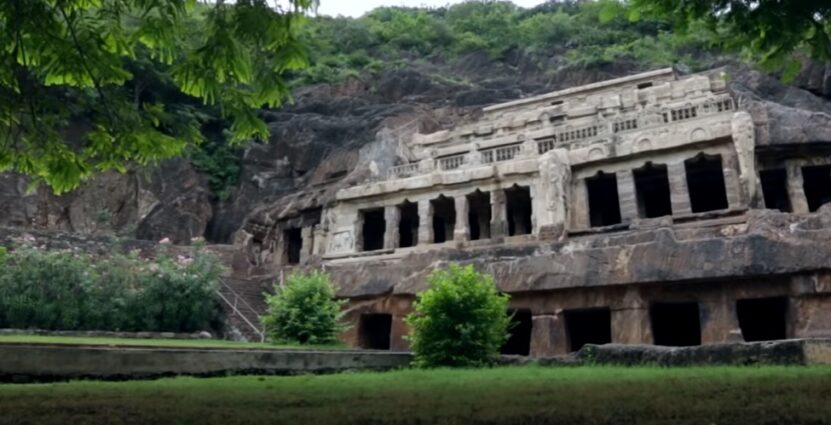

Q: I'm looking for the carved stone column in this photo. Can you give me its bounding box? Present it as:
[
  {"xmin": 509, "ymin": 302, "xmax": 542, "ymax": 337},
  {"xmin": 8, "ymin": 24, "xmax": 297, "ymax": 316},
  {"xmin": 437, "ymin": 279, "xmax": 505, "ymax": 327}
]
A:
[
  {"xmin": 490, "ymin": 189, "xmax": 507, "ymax": 238},
  {"xmin": 536, "ymin": 148, "xmax": 571, "ymax": 237},
  {"xmin": 723, "ymin": 163, "xmax": 742, "ymax": 209},
  {"xmin": 700, "ymin": 293, "xmax": 743, "ymax": 344},
  {"xmin": 299, "ymin": 226, "xmax": 313, "ymax": 263},
  {"xmin": 786, "ymin": 160, "xmax": 810, "ymax": 214},
  {"xmin": 417, "ymin": 199, "xmax": 434, "ymax": 245},
  {"xmin": 667, "ymin": 161, "xmax": 692, "ymax": 215},
  {"xmin": 611, "ymin": 287, "xmax": 652, "ymax": 345},
  {"xmin": 616, "ymin": 169, "xmax": 638, "ymax": 222},
  {"xmin": 383, "ymin": 205, "xmax": 399, "ymax": 250},
  {"xmin": 453, "ymin": 196, "xmax": 469, "ymax": 242},
  {"xmin": 529, "ymin": 313, "xmax": 569, "ymax": 357},
  {"xmin": 570, "ymin": 180, "xmax": 590, "ymax": 229},
  {"xmin": 731, "ymin": 111, "xmax": 759, "ymax": 207}
]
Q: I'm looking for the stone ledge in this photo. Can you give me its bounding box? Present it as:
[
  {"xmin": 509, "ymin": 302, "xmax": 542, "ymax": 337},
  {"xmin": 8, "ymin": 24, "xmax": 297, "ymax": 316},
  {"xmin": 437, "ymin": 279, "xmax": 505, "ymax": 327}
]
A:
[
  {"xmin": 0, "ymin": 328, "xmax": 214, "ymax": 340},
  {"xmin": 574, "ymin": 339, "xmax": 831, "ymax": 366},
  {"xmin": 0, "ymin": 344, "xmax": 413, "ymax": 383}
]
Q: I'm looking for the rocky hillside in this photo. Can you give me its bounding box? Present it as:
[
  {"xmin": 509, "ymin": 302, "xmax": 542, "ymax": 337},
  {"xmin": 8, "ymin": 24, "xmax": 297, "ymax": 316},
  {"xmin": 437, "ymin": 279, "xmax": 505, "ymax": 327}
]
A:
[{"xmin": 1, "ymin": 1, "xmax": 829, "ymax": 244}]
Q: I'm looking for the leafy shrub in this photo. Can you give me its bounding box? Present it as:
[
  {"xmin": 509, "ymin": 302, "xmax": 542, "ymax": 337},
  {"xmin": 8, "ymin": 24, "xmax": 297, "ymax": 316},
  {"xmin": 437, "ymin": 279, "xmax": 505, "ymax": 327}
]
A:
[
  {"xmin": 406, "ymin": 264, "xmax": 511, "ymax": 368},
  {"xmin": 261, "ymin": 271, "xmax": 347, "ymax": 345},
  {"xmin": 0, "ymin": 246, "xmax": 222, "ymax": 333}
]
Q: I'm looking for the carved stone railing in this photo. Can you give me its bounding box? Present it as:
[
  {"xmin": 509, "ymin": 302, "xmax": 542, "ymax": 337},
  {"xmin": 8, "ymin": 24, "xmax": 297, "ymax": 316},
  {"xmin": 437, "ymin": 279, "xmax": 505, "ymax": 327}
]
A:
[
  {"xmin": 388, "ymin": 162, "xmax": 420, "ymax": 179},
  {"xmin": 438, "ymin": 154, "xmax": 466, "ymax": 170},
  {"xmin": 481, "ymin": 144, "xmax": 521, "ymax": 164}
]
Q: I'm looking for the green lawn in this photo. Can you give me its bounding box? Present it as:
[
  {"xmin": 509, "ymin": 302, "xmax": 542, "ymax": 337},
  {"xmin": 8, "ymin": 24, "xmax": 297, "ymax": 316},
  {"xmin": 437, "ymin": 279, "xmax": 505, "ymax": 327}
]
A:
[
  {"xmin": 1, "ymin": 366, "xmax": 830, "ymax": 425},
  {"xmin": 0, "ymin": 334, "xmax": 344, "ymax": 350}
]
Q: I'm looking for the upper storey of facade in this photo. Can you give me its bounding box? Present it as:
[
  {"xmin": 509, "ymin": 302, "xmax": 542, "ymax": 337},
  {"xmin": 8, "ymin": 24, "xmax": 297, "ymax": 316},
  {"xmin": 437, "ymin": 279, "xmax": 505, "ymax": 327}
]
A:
[{"xmin": 338, "ymin": 67, "xmax": 735, "ymax": 201}]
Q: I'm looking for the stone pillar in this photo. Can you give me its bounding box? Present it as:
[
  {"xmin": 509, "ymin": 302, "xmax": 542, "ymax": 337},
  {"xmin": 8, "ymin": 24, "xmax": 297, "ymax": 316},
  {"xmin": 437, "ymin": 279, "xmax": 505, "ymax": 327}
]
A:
[
  {"xmin": 390, "ymin": 314, "xmax": 411, "ymax": 351},
  {"xmin": 536, "ymin": 148, "xmax": 571, "ymax": 237},
  {"xmin": 786, "ymin": 160, "xmax": 810, "ymax": 214},
  {"xmin": 383, "ymin": 205, "xmax": 398, "ymax": 250},
  {"xmin": 732, "ymin": 111, "xmax": 759, "ymax": 207},
  {"xmin": 570, "ymin": 180, "xmax": 590, "ymax": 229},
  {"xmin": 611, "ymin": 288, "xmax": 652, "ymax": 344},
  {"xmin": 611, "ymin": 308, "xmax": 652, "ymax": 345},
  {"xmin": 417, "ymin": 199, "xmax": 434, "ymax": 245},
  {"xmin": 453, "ymin": 196, "xmax": 469, "ymax": 242},
  {"xmin": 616, "ymin": 169, "xmax": 638, "ymax": 222},
  {"xmin": 790, "ymin": 272, "xmax": 831, "ymax": 338},
  {"xmin": 529, "ymin": 313, "xmax": 569, "ymax": 357},
  {"xmin": 723, "ymin": 162, "xmax": 742, "ymax": 210},
  {"xmin": 299, "ymin": 226, "xmax": 313, "ymax": 263},
  {"xmin": 490, "ymin": 189, "xmax": 507, "ymax": 238},
  {"xmin": 700, "ymin": 294, "xmax": 743, "ymax": 344},
  {"xmin": 667, "ymin": 161, "xmax": 692, "ymax": 215}
]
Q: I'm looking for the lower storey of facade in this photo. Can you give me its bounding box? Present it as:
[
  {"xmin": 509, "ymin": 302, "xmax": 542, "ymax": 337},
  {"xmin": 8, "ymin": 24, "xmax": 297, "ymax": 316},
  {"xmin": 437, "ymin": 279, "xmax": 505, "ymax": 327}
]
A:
[{"xmin": 340, "ymin": 273, "xmax": 831, "ymax": 357}]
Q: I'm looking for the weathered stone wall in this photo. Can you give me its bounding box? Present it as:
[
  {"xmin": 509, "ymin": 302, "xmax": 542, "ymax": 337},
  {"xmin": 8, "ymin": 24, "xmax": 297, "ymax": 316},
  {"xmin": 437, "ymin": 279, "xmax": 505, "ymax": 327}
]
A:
[{"xmin": 0, "ymin": 344, "xmax": 412, "ymax": 383}]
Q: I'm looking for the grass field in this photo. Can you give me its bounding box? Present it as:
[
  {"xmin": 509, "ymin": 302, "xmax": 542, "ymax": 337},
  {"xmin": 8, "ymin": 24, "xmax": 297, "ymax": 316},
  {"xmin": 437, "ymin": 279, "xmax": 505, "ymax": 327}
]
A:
[
  {"xmin": 1, "ymin": 366, "xmax": 830, "ymax": 425},
  {"xmin": 0, "ymin": 334, "xmax": 344, "ymax": 350}
]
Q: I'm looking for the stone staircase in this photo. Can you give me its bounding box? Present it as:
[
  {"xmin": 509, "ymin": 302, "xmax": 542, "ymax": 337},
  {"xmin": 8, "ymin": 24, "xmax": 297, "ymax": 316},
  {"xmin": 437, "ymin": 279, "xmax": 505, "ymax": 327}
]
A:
[{"xmin": 217, "ymin": 276, "xmax": 273, "ymax": 342}]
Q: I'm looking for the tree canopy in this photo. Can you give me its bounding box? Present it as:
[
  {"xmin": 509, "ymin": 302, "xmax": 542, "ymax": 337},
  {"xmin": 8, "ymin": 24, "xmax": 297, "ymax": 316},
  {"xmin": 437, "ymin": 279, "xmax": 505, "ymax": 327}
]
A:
[
  {"xmin": 615, "ymin": 0, "xmax": 831, "ymax": 78},
  {"xmin": 1, "ymin": 0, "xmax": 313, "ymax": 193}
]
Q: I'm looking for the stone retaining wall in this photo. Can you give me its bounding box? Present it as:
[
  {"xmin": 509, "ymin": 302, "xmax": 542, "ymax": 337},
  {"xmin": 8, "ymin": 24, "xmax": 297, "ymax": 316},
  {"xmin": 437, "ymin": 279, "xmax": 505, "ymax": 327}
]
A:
[
  {"xmin": 569, "ymin": 339, "xmax": 831, "ymax": 366},
  {"xmin": 0, "ymin": 344, "xmax": 412, "ymax": 383}
]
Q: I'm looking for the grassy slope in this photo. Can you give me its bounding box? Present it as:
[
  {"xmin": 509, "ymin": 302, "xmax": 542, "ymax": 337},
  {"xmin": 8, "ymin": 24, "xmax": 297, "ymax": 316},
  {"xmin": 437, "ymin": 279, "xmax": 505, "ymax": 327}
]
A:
[
  {"xmin": 1, "ymin": 366, "xmax": 830, "ymax": 425},
  {"xmin": 0, "ymin": 334, "xmax": 344, "ymax": 350}
]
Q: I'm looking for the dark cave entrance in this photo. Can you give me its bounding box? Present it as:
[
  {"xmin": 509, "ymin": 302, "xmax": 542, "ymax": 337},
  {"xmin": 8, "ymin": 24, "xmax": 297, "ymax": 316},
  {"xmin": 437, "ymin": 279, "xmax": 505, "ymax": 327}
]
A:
[
  {"xmin": 685, "ymin": 154, "xmax": 728, "ymax": 213},
  {"xmin": 634, "ymin": 163, "xmax": 672, "ymax": 218},
  {"xmin": 802, "ymin": 164, "xmax": 831, "ymax": 212},
  {"xmin": 650, "ymin": 301, "xmax": 701, "ymax": 346},
  {"xmin": 284, "ymin": 227, "xmax": 302, "ymax": 265},
  {"xmin": 431, "ymin": 195, "xmax": 456, "ymax": 243},
  {"xmin": 737, "ymin": 297, "xmax": 788, "ymax": 342},
  {"xmin": 467, "ymin": 190, "xmax": 491, "ymax": 240},
  {"xmin": 501, "ymin": 309, "xmax": 533, "ymax": 356},
  {"xmin": 564, "ymin": 308, "xmax": 612, "ymax": 352},
  {"xmin": 397, "ymin": 200, "xmax": 419, "ymax": 248},
  {"xmin": 505, "ymin": 185, "xmax": 533, "ymax": 236},
  {"xmin": 359, "ymin": 313, "xmax": 392, "ymax": 350},
  {"xmin": 361, "ymin": 208, "xmax": 385, "ymax": 252},
  {"xmin": 586, "ymin": 171, "xmax": 622, "ymax": 227},
  {"xmin": 760, "ymin": 168, "xmax": 791, "ymax": 212}
]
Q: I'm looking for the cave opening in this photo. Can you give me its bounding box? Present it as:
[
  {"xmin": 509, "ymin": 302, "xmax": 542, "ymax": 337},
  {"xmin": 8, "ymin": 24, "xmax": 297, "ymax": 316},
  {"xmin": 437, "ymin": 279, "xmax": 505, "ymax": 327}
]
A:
[
  {"xmin": 760, "ymin": 168, "xmax": 791, "ymax": 212},
  {"xmin": 505, "ymin": 185, "xmax": 533, "ymax": 236},
  {"xmin": 359, "ymin": 313, "xmax": 392, "ymax": 350},
  {"xmin": 650, "ymin": 301, "xmax": 701, "ymax": 346},
  {"xmin": 467, "ymin": 190, "xmax": 492, "ymax": 240},
  {"xmin": 501, "ymin": 309, "xmax": 533, "ymax": 356},
  {"xmin": 634, "ymin": 163, "xmax": 672, "ymax": 218},
  {"xmin": 564, "ymin": 308, "xmax": 612, "ymax": 352},
  {"xmin": 397, "ymin": 200, "xmax": 419, "ymax": 248},
  {"xmin": 361, "ymin": 208, "xmax": 385, "ymax": 252},
  {"xmin": 586, "ymin": 171, "xmax": 622, "ymax": 227},
  {"xmin": 684, "ymin": 154, "xmax": 728, "ymax": 213},
  {"xmin": 737, "ymin": 297, "xmax": 788, "ymax": 342},
  {"xmin": 284, "ymin": 227, "xmax": 302, "ymax": 265},
  {"xmin": 802, "ymin": 164, "xmax": 831, "ymax": 212},
  {"xmin": 431, "ymin": 195, "xmax": 456, "ymax": 243}
]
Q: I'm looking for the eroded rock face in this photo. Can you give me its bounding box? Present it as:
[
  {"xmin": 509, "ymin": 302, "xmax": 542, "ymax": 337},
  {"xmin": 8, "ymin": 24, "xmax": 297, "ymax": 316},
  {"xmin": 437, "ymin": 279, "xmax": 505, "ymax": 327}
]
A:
[{"xmin": 0, "ymin": 159, "xmax": 212, "ymax": 245}]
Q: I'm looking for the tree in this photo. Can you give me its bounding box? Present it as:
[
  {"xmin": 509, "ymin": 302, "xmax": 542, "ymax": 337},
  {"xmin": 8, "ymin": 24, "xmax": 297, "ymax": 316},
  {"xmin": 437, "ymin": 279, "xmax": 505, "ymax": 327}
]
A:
[
  {"xmin": 0, "ymin": 0, "xmax": 314, "ymax": 193},
  {"xmin": 612, "ymin": 0, "xmax": 831, "ymax": 78},
  {"xmin": 406, "ymin": 264, "xmax": 511, "ymax": 368},
  {"xmin": 261, "ymin": 271, "xmax": 347, "ymax": 345}
]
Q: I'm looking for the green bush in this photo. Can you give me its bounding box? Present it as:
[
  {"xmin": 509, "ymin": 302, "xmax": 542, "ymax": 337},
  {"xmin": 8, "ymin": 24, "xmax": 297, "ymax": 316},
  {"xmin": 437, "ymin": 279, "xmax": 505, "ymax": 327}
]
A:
[
  {"xmin": 261, "ymin": 271, "xmax": 347, "ymax": 345},
  {"xmin": 0, "ymin": 247, "xmax": 222, "ymax": 333},
  {"xmin": 406, "ymin": 264, "xmax": 511, "ymax": 368}
]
